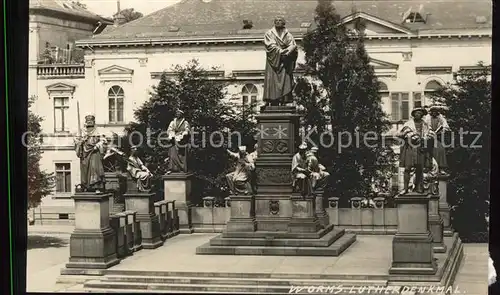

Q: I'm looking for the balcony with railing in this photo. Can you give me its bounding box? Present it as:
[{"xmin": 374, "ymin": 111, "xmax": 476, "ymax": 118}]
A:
[
  {"xmin": 35, "ymin": 44, "xmax": 86, "ymax": 79},
  {"xmin": 36, "ymin": 64, "xmax": 85, "ymax": 78}
]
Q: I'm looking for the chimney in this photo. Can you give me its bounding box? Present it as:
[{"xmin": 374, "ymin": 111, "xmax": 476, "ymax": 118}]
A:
[{"xmin": 113, "ymin": 0, "xmax": 126, "ymax": 26}]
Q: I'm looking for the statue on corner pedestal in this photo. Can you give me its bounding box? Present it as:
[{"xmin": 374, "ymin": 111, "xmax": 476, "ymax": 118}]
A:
[
  {"xmin": 126, "ymin": 146, "xmax": 154, "ymax": 192},
  {"xmin": 291, "ymin": 142, "xmax": 312, "ymax": 196},
  {"xmin": 74, "ymin": 114, "xmax": 107, "ymax": 193},
  {"xmin": 226, "ymin": 146, "xmax": 255, "ymax": 195},
  {"xmin": 263, "ymin": 16, "xmax": 298, "ymax": 107},
  {"xmin": 306, "ymin": 146, "xmax": 330, "ymax": 192},
  {"xmin": 165, "ymin": 109, "xmax": 190, "ymax": 174},
  {"xmin": 398, "ymin": 107, "xmax": 434, "ymax": 194},
  {"xmin": 424, "ymin": 104, "xmax": 450, "ymax": 176}
]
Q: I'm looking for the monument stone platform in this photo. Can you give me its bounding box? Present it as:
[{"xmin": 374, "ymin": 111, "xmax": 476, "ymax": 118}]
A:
[
  {"xmin": 196, "ymin": 105, "xmax": 356, "ymax": 256},
  {"xmin": 61, "ymin": 233, "xmax": 464, "ymax": 293},
  {"xmin": 196, "ymin": 225, "xmax": 356, "ymax": 256}
]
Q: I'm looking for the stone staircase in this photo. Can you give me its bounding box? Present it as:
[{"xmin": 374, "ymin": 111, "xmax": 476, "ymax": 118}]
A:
[{"xmin": 81, "ymin": 270, "xmax": 391, "ymax": 294}]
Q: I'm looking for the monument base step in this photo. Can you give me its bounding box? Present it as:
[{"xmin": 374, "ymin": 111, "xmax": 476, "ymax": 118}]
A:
[
  {"xmin": 195, "ymin": 232, "xmax": 356, "ymax": 256},
  {"xmin": 209, "ymin": 228, "xmax": 345, "ymax": 247},
  {"xmin": 222, "ymin": 224, "xmax": 335, "ymax": 239}
]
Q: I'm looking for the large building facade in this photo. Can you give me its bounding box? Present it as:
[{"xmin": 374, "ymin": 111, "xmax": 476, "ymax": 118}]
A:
[{"xmin": 32, "ymin": 0, "xmax": 492, "ymax": 201}]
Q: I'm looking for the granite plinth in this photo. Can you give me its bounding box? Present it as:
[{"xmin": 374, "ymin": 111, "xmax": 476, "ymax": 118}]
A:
[
  {"xmin": 315, "ymin": 191, "xmax": 329, "ymax": 228},
  {"xmin": 429, "ymin": 194, "xmax": 447, "ymax": 253},
  {"xmin": 288, "ymin": 195, "xmax": 322, "ymax": 233},
  {"xmin": 389, "ymin": 232, "xmax": 438, "ymax": 275},
  {"xmin": 63, "ymin": 192, "xmax": 120, "ymax": 272},
  {"xmin": 438, "ymin": 176, "xmax": 454, "ymax": 237},
  {"xmin": 225, "ymin": 195, "xmax": 257, "ymax": 232},
  {"xmin": 390, "ymin": 192, "xmax": 437, "ymax": 276},
  {"xmin": 65, "ymin": 227, "xmax": 120, "ymax": 270},
  {"xmin": 124, "ymin": 192, "xmax": 163, "ymax": 249},
  {"xmin": 163, "ymin": 173, "xmax": 193, "ymax": 234}
]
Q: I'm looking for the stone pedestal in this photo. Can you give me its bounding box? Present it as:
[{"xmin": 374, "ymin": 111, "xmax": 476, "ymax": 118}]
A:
[
  {"xmin": 428, "ymin": 194, "xmax": 447, "ymax": 253},
  {"xmin": 253, "ymin": 106, "xmax": 299, "ymax": 232},
  {"xmin": 110, "ymin": 214, "xmax": 126, "ymax": 258},
  {"xmin": 124, "ymin": 192, "xmax": 163, "ymax": 249},
  {"xmin": 389, "ymin": 192, "xmax": 437, "ymax": 275},
  {"xmin": 105, "ymin": 172, "xmax": 127, "ymax": 214},
  {"xmin": 64, "ymin": 192, "xmax": 120, "ymax": 271},
  {"xmin": 196, "ymin": 106, "xmax": 356, "ymax": 256},
  {"xmin": 438, "ymin": 175, "xmax": 454, "ymax": 236},
  {"xmin": 225, "ymin": 195, "xmax": 257, "ymax": 232},
  {"xmin": 315, "ymin": 190, "xmax": 329, "ymax": 228},
  {"xmin": 154, "ymin": 201, "xmax": 167, "ymax": 241},
  {"xmin": 125, "ymin": 211, "xmax": 142, "ymax": 252},
  {"xmin": 163, "ymin": 173, "xmax": 193, "ymax": 234},
  {"xmin": 288, "ymin": 195, "xmax": 321, "ymax": 233},
  {"xmin": 123, "ymin": 211, "xmax": 135, "ymax": 253},
  {"xmin": 167, "ymin": 200, "xmax": 180, "ymax": 236}
]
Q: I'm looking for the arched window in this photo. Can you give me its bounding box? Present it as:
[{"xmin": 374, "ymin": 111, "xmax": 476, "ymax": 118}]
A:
[
  {"xmin": 378, "ymin": 82, "xmax": 389, "ymax": 93},
  {"xmin": 108, "ymin": 85, "xmax": 124, "ymax": 123},
  {"xmin": 424, "ymin": 80, "xmax": 442, "ymax": 105},
  {"xmin": 425, "ymin": 80, "xmax": 442, "ymax": 93},
  {"xmin": 241, "ymin": 83, "xmax": 258, "ymax": 105}
]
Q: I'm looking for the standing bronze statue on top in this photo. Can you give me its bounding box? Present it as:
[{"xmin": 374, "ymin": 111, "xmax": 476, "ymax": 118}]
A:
[
  {"xmin": 263, "ymin": 16, "xmax": 298, "ymax": 106},
  {"xmin": 424, "ymin": 104, "xmax": 450, "ymax": 176},
  {"xmin": 74, "ymin": 114, "xmax": 107, "ymax": 193},
  {"xmin": 398, "ymin": 107, "xmax": 435, "ymax": 194},
  {"xmin": 165, "ymin": 109, "xmax": 191, "ymax": 174}
]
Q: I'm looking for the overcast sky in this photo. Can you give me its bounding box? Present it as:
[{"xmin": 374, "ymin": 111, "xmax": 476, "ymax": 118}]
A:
[{"xmin": 81, "ymin": 0, "xmax": 182, "ymax": 17}]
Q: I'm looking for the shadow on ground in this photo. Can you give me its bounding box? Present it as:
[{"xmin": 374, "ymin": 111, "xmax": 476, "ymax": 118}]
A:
[{"xmin": 28, "ymin": 235, "xmax": 69, "ymax": 250}]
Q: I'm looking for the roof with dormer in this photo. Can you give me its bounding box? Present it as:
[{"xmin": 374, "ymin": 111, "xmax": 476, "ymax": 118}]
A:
[
  {"xmin": 30, "ymin": 0, "xmax": 113, "ymax": 24},
  {"xmin": 85, "ymin": 0, "xmax": 490, "ymax": 43}
]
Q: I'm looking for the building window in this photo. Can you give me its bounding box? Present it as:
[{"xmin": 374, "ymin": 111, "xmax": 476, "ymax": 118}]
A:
[
  {"xmin": 55, "ymin": 163, "xmax": 71, "ymax": 193},
  {"xmin": 424, "ymin": 80, "xmax": 442, "ymax": 105},
  {"xmin": 54, "ymin": 97, "xmax": 69, "ymax": 132},
  {"xmin": 391, "ymin": 92, "xmax": 409, "ymax": 121},
  {"xmin": 378, "ymin": 82, "xmax": 389, "ymax": 93},
  {"xmin": 108, "ymin": 85, "xmax": 124, "ymax": 123},
  {"xmin": 242, "ymin": 83, "xmax": 258, "ymax": 105},
  {"xmin": 413, "ymin": 92, "xmax": 422, "ymax": 108}
]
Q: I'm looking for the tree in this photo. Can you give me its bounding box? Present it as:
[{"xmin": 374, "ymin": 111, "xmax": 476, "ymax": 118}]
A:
[
  {"xmin": 431, "ymin": 63, "xmax": 491, "ymax": 241},
  {"xmin": 125, "ymin": 60, "xmax": 256, "ymax": 205},
  {"xmin": 27, "ymin": 96, "xmax": 55, "ymax": 209},
  {"xmin": 115, "ymin": 8, "xmax": 143, "ymax": 24},
  {"xmin": 297, "ymin": 0, "xmax": 395, "ymax": 203}
]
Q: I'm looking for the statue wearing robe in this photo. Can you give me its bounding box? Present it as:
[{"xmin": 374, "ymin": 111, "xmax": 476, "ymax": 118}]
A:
[
  {"xmin": 166, "ymin": 114, "xmax": 190, "ymax": 174},
  {"xmin": 263, "ymin": 17, "xmax": 298, "ymax": 105},
  {"xmin": 424, "ymin": 110, "xmax": 450, "ymax": 173},
  {"xmin": 127, "ymin": 155, "xmax": 153, "ymax": 192},
  {"xmin": 306, "ymin": 150, "xmax": 330, "ymax": 191},
  {"xmin": 399, "ymin": 108, "xmax": 434, "ymax": 193},
  {"xmin": 226, "ymin": 149, "xmax": 255, "ymax": 195},
  {"xmin": 75, "ymin": 116, "xmax": 107, "ymax": 192},
  {"xmin": 291, "ymin": 149, "xmax": 312, "ymax": 196}
]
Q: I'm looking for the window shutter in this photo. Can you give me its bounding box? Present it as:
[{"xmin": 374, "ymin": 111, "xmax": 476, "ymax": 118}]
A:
[
  {"xmin": 401, "ymin": 93, "xmax": 409, "ymax": 120},
  {"xmin": 413, "ymin": 92, "xmax": 422, "ymax": 108},
  {"xmin": 391, "ymin": 93, "xmax": 400, "ymax": 121}
]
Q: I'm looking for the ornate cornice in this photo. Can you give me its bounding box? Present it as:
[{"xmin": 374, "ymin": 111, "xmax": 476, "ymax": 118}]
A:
[{"xmin": 75, "ymin": 31, "xmax": 491, "ymax": 49}]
